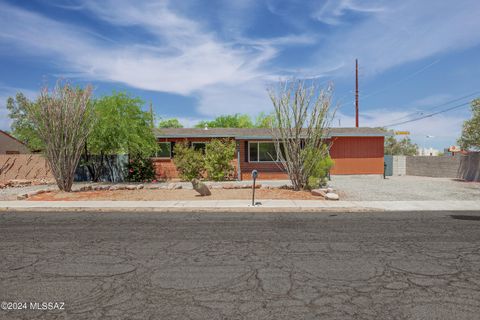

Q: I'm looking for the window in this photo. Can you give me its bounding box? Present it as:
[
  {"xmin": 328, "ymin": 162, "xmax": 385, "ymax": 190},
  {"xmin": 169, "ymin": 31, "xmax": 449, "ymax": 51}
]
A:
[
  {"xmin": 192, "ymin": 142, "xmax": 206, "ymax": 154},
  {"xmin": 249, "ymin": 142, "xmax": 282, "ymax": 162},
  {"xmin": 157, "ymin": 142, "xmax": 171, "ymax": 158}
]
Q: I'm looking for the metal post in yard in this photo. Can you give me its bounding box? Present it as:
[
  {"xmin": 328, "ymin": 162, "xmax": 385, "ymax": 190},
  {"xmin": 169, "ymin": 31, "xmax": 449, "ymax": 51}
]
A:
[
  {"xmin": 251, "ymin": 170, "xmax": 258, "ymax": 206},
  {"xmin": 383, "ymin": 162, "xmax": 386, "ymax": 179}
]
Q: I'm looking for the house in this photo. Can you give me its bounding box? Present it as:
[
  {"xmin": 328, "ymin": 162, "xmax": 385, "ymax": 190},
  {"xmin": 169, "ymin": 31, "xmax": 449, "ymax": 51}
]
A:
[
  {"xmin": 152, "ymin": 127, "xmax": 390, "ymax": 180},
  {"xmin": 0, "ymin": 130, "xmax": 29, "ymax": 154}
]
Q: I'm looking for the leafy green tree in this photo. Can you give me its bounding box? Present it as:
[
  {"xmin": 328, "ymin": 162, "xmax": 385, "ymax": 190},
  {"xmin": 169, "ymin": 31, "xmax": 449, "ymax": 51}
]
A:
[
  {"xmin": 384, "ymin": 136, "xmax": 418, "ymax": 155},
  {"xmin": 195, "ymin": 114, "xmax": 254, "ymax": 128},
  {"xmin": 254, "ymin": 112, "xmax": 275, "ymax": 128},
  {"xmin": 172, "ymin": 141, "xmax": 205, "ymax": 180},
  {"xmin": 84, "ymin": 92, "xmax": 158, "ymax": 180},
  {"xmin": 6, "ymin": 93, "xmax": 44, "ymax": 151},
  {"xmin": 204, "ymin": 139, "xmax": 236, "ymax": 181},
  {"xmin": 458, "ymin": 98, "xmax": 480, "ymax": 150},
  {"xmin": 158, "ymin": 118, "xmax": 183, "ymax": 128}
]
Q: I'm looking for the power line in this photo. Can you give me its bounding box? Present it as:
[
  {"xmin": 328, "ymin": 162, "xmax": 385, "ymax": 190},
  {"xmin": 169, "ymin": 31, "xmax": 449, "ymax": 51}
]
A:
[
  {"xmin": 361, "ymin": 59, "xmax": 441, "ymax": 101},
  {"xmin": 386, "ymin": 90, "xmax": 480, "ymax": 123},
  {"xmin": 385, "ymin": 101, "xmax": 471, "ymax": 127}
]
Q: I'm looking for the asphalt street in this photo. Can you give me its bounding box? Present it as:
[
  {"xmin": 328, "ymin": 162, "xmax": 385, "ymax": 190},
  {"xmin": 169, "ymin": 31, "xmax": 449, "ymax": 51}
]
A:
[{"xmin": 1, "ymin": 210, "xmax": 480, "ymax": 319}]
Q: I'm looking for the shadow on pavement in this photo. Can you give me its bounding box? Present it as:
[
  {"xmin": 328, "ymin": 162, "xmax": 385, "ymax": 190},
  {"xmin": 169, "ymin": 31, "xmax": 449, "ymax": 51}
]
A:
[{"xmin": 450, "ymin": 215, "xmax": 480, "ymax": 221}]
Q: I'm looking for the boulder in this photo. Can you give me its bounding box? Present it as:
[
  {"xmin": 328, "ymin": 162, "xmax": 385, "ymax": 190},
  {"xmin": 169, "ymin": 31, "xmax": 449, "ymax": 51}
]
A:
[
  {"xmin": 311, "ymin": 189, "xmax": 326, "ymax": 197},
  {"xmin": 17, "ymin": 193, "xmax": 28, "ymax": 200},
  {"xmin": 0, "ymin": 183, "xmax": 6, "ymax": 189},
  {"xmin": 326, "ymin": 187, "xmax": 334, "ymax": 193},
  {"xmin": 135, "ymin": 184, "xmax": 144, "ymax": 190},
  {"xmin": 79, "ymin": 185, "xmax": 93, "ymax": 192},
  {"xmin": 191, "ymin": 179, "xmax": 211, "ymax": 196},
  {"xmin": 125, "ymin": 185, "xmax": 137, "ymax": 190},
  {"xmin": 167, "ymin": 183, "xmax": 182, "ymax": 190},
  {"xmin": 325, "ymin": 192, "xmax": 339, "ymax": 200}
]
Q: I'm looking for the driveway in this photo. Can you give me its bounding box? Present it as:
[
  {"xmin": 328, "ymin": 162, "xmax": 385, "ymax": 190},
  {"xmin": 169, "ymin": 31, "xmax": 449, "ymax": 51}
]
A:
[
  {"xmin": 331, "ymin": 175, "xmax": 480, "ymax": 200},
  {"xmin": 1, "ymin": 210, "xmax": 480, "ymax": 319}
]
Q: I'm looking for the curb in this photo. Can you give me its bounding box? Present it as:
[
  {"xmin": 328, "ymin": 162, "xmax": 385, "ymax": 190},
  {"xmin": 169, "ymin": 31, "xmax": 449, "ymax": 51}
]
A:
[{"xmin": 0, "ymin": 206, "xmax": 378, "ymax": 213}]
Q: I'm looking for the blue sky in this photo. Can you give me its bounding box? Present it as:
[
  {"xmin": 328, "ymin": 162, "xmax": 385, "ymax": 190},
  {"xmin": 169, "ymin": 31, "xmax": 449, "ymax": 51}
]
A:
[{"xmin": 1, "ymin": 0, "xmax": 480, "ymax": 149}]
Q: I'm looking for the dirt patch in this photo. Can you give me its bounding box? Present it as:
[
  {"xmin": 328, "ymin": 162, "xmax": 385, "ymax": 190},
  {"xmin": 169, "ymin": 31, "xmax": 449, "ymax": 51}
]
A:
[{"xmin": 28, "ymin": 188, "xmax": 321, "ymax": 201}]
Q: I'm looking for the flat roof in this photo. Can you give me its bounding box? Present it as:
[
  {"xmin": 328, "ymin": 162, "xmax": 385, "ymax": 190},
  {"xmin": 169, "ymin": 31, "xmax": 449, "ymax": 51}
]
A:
[{"xmin": 154, "ymin": 127, "xmax": 392, "ymax": 139}]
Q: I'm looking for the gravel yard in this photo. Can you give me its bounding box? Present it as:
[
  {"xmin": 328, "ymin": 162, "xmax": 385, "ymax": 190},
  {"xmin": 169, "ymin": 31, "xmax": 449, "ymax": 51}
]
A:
[
  {"xmin": 331, "ymin": 175, "xmax": 480, "ymax": 201},
  {"xmin": 27, "ymin": 188, "xmax": 319, "ymax": 201},
  {"xmin": 2, "ymin": 176, "xmax": 479, "ymax": 201}
]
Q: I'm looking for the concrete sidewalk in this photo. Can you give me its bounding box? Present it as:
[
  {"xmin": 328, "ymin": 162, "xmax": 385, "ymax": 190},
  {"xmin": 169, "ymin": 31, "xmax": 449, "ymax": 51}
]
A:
[{"xmin": 1, "ymin": 200, "xmax": 479, "ymax": 212}]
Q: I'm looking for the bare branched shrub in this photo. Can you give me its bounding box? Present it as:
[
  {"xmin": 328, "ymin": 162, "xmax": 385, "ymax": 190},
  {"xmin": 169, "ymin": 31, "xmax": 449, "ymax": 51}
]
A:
[
  {"xmin": 268, "ymin": 80, "xmax": 335, "ymax": 190},
  {"xmin": 26, "ymin": 81, "xmax": 95, "ymax": 191}
]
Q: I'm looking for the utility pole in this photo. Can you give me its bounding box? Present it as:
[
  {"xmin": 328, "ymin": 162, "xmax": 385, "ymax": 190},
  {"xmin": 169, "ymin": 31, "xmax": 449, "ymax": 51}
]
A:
[
  {"xmin": 355, "ymin": 59, "xmax": 359, "ymax": 127},
  {"xmin": 149, "ymin": 101, "xmax": 154, "ymax": 128}
]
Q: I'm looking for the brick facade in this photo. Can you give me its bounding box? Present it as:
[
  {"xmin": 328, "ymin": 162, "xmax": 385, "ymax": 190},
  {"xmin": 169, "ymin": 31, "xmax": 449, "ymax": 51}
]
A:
[{"xmin": 152, "ymin": 134, "xmax": 385, "ymax": 180}]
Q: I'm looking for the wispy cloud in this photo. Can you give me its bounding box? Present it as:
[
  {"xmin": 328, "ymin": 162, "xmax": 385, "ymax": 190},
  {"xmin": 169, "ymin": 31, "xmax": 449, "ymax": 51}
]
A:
[
  {"xmin": 0, "ymin": 0, "xmax": 478, "ymax": 141},
  {"xmin": 313, "ymin": 0, "xmax": 480, "ymax": 76},
  {"xmin": 0, "ymin": 1, "xmax": 273, "ymax": 92},
  {"xmin": 0, "ymin": 85, "xmax": 38, "ymax": 130},
  {"xmin": 313, "ymin": 0, "xmax": 385, "ymax": 25},
  {"xmin": 0, "ymin": 0, "xmax": 295, "ymax": 117}
]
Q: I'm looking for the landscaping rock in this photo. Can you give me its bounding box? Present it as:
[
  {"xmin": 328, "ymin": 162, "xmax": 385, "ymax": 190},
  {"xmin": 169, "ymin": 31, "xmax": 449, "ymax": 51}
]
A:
[
  {"xmin": 167, "ymin": 183, "xmax": 182, "ymax": 190},
  {"xmin": 327, "ymin": 187, "xmax": 334, "ymax": 193},
  {"xmin": 17, "ymin": 193, "xmax": 28, "ymax": 200},
  {"xmin": 144, "ymin": 184, "xmax": 160, "ymax": 190},
  {"xmin": 222, "ymin": 184, "xmax": 236, "ymax": 189},
  {"xmin": 79, "ymin": 185, "xmax": 93, "ymax": 192},
  {"xmin": 8, "ymin": 179, "xmax": 31, "ymax": 187},
  {"xmin": 108, "ymin": 185, "xmax": 120, "ymax": 191},
  {"xmin": 191, "ymin": 179, "xmax": 211, "ymax": 196},
  {"xmin": 94, "ymin": 185, "xmax": 110, "ymax": 191},
  {"xmin": 311, "ymin": 189, "xmax": 327, "ymax": 197},
  {"xmin": 325, "ymin": 192, "xmax": 340, "ymax": 200},
  {"xmin": 125, "ymin": 185, "xmax": 137, "ymax": 190},
  {"xmin": 240, "ymin": 183, "xmax": 262, "ymax": 189},
  {"xmin": 0, "ymin": 183, "xmax": 6, "ymax": 189},
  {"xmin": 136, "ymin": 184, "xmax": 144, "ymax": 190}
]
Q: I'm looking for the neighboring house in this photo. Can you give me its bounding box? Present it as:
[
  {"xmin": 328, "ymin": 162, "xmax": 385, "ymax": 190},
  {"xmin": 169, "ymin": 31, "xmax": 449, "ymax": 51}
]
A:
[
  {"xmin": 0, "ymin": 130, "xmax": 29, "ymax": 154},
  {"xmin": 417, "ymin": 147, "xmax": 440, "ymax": 156},
  {"xmin": 153, "ymin": 127, "xmax": 390, "ymax": 180}
]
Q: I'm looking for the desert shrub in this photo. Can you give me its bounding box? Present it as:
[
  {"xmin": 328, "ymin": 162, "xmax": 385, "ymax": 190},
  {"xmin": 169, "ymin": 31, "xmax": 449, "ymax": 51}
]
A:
[
  {"xmin": 303, "ymin": 145, "xmax": 334, "ymax": 189},
  {"xmin": 204, "ymin": 139, "xmax": 236, "ymax": 181},
  {"xmin": 173, "ymin": 141, "xmax": 205, "ymax": 180},
  {"xmin": 126, "ymin": 156, "xmax": 155, "ymax": 182}
]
